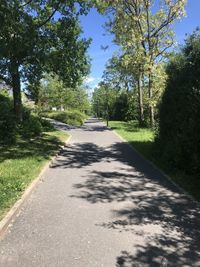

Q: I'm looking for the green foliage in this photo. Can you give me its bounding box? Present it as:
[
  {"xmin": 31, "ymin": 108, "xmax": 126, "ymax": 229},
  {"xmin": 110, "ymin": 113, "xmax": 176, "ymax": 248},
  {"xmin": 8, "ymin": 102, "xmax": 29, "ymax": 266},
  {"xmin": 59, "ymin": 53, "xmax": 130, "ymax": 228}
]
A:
[
  {"xmin": 20, "ymin": 114, "xmax": 42, "ymax": 138},
  {"xmin": 0, "ymin": 0, "xmax": 91, "ymax": 119},
  {"xmin": 0, "ymin": 91, "xmax": 54, "ymax": 143},
  {"xmin": 92, "ymin": 82, "xmax": 140, "ymax": 122},
  {"xmin": 38, "ymin": 74, "xmax": 91, "ymax": 113},
  {"xmin": 0, "ymin": 91, "xmax": 16, "ymax": 144},
  {"xmin": 111, "ymin": 92, "xmax": 129, "ymax": 120},
  {"xmin": 40, "ymin": 118, "xmax": 55, "ymax": 132},
  {"xmin": 96, "ymin": 0, "xmax": 186, "ymax": 126},
  {"xmin": 109, "ymin": 120, "xmax": 154, "ymax": 161},
  {"xmin": 157, "ymin": 29, "xmax": 200, "ymax": 175},
  {"xmin": 93, "ymin": 48, "xmax": 167, "ymax": 126},
  {"xmin": 110, "ymin": 120, "xmax": 200, "ymax": 201},
  {"xmin": 43, "ymin": 110, "xmax": 87, "ymax": 126},
  {"xmin": 109, "ymin": 91, "xmax": 140, "ymax": 121}
]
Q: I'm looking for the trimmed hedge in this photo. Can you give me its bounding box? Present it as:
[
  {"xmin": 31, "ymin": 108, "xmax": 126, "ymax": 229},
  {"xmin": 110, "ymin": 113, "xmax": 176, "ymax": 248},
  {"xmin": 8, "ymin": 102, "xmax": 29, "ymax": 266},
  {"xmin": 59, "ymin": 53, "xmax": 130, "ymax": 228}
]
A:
[{"xmin": 156, "ymin": 30, "xmax": 200, "ymax": 174}]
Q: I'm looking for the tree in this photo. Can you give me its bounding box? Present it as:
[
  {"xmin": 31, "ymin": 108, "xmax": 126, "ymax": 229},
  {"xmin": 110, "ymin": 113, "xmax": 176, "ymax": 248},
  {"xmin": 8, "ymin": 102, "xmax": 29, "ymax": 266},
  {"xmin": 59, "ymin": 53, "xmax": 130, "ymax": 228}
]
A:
[
  {"xmin": 102, "ymin": 54, "xmax": 133, "ymax": 92},
  {"xmin": 93, "ymin": 83, "xmax": 114, "ymax": 120},
  {"xmin": 92, "ymin": 80, "xmax": 134, "ymax": 122},
  {"xmin": 0, "ymin": 0, "xmax": 91, "ymax": 121},
  {"xmin": 101, "ymin": 54, "xmax": 141, "ymax": 121},
  {"xmin": 38, "ymin": 74, "xmax": 90, "ymax": 113},
  {"xmin": 96, "ymin": 0, "xmax": 187, "ymax": 126}
]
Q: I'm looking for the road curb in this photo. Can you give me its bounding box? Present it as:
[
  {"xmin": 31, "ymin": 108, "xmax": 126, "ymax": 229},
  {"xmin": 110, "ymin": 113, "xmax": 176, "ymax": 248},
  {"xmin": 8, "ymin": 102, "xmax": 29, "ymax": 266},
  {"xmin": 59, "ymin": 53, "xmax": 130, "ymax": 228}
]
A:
[
  {"xmin": 0, "ymin": 134, "xmax": 71, "ymax": 239},
  {"xmin": 111, "ymin": 129, "xmax": 199, "ymax": 205}
]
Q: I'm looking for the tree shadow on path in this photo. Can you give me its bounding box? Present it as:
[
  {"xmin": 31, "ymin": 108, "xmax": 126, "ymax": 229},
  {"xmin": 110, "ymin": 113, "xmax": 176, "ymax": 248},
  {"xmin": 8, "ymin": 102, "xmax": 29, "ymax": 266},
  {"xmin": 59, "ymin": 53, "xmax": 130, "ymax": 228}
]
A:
[{"xmin": 52, "ymin": 140, "xmax": 200, "ymax": 266}]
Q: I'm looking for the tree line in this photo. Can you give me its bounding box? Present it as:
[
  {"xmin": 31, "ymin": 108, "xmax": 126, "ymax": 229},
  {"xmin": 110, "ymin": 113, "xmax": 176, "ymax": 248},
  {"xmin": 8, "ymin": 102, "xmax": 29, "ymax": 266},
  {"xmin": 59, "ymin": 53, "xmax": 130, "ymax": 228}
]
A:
[
  {"xmin": 93, "ymin": 0, "xmax": 187, "ymax": 126},
  {"xmin": 1, "ymin": 0, "xmax": 199, "ymax": 176},
  {"xmin": 93, "ymin": 0, "xmax": 200, "ymax": 176},
  {"xmin": 0, "ymin": 0, "xmax": 92, "ymax": 144},
  {"xmin": 0, "ymin": 0, "xmax": 92, "ymax": 121}
]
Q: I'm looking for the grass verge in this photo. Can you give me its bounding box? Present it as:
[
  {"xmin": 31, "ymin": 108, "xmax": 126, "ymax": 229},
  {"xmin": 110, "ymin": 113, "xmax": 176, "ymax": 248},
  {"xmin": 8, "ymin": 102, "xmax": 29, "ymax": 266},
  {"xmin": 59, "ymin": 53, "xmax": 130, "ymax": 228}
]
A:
[
  {"xmin": 109, "ymin": 120, "xmax": 200, "ymax": 201},
  {"xmin": 109, "ymin": 121, "xmax": 154, "ymax": 159},
  {"xmin": 0, "ymin": 130, "xmax": 69, "ymax": 220}
]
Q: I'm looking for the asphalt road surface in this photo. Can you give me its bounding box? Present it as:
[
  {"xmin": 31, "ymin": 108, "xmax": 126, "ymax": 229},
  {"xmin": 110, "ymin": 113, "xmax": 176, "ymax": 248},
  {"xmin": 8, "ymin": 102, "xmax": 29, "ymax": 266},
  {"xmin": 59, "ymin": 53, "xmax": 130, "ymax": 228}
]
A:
[{"xmin": 0, "ymin": 118, "xmax": 200, "ymax": 267}]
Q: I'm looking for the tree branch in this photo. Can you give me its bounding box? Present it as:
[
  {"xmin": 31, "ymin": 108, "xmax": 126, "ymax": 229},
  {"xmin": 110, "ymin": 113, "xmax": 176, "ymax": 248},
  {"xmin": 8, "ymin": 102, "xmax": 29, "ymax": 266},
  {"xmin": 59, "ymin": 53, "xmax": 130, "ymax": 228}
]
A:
[
  {"xmin": 36, "ymin": 1, "xmax": 62, "ymax": 28},
  {"xmin": 19, "ymin": 0, "xmax": 33, "ymax": 8},
  {"xmin": 123, "ymin": 0, "xmax": 147, "ymax": 55},
  {"xmin": 155, "ymin": 42, "xmax": 174, "ymax": 60},
  {"xmin": 151, "ymin": 6, "xmax": 177, "ymax": 39}
]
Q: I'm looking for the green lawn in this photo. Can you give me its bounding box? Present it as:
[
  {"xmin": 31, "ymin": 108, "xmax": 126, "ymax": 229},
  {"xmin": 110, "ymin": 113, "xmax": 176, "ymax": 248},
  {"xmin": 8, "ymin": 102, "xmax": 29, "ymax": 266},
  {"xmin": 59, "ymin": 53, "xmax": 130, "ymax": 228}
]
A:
[
  {"xmin": 0, "ymin": 130, "xmax": 69, "ymax": 220},
  {"xmin": 109, "ymin": 121, "xmax": 154, "ymax": 159},
  {"xmin": 109, "ymin": 120, "xmax": 200, "ymax": 201}
]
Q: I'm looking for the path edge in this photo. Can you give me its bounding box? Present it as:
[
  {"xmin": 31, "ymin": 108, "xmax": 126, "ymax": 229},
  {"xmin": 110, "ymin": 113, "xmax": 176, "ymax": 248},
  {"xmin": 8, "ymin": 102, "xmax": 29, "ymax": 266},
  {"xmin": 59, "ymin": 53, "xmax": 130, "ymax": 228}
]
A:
[
  {"xmin": 111, "ymin": 129, "xmax": 199, "ymax": 204},
  {"xmin": 0, "ymin": 134, "xmax": 71, "ymax": 239}
]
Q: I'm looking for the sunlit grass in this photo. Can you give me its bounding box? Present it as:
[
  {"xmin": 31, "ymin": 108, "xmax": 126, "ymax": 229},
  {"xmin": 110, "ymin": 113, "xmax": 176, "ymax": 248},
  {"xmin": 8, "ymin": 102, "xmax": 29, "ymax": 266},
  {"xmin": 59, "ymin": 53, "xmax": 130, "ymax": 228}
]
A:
[
  {"xmin": 109, "ymin": 120, "xmax": 200, "ymax": 201},
  {"xmin": 109, "ymin": 121, "xmax": 154, "ymax": 159},
  {"xmin": 0, "ymin": 130, "xmax": 69, "ymax": 220}
]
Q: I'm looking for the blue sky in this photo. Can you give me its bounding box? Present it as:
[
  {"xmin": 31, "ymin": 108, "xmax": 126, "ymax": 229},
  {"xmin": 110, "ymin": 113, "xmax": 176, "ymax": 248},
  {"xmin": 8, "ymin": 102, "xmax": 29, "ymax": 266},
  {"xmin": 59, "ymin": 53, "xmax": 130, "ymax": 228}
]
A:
[{"xmin": 80, "ymin": 1, "xmax": 200, "ymax": 90}]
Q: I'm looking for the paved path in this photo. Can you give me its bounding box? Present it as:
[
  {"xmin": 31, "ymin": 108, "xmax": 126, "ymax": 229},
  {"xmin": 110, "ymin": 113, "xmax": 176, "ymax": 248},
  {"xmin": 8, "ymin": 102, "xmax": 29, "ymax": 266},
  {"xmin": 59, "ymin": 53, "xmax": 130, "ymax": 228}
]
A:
[{"xmin": 0, "ymin": 118, "xmax": 200, "ymax": 267}]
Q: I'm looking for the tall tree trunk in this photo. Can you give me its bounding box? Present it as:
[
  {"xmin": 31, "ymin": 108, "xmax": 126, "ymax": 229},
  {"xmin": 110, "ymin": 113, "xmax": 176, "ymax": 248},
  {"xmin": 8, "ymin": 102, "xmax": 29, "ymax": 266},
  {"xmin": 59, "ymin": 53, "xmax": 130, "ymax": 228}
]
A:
[
  {"xmin": 148, "ymin": 73, "xmax": 154, "ymax": 127},
  {"xmin": 137, "ymin": 71, "xmax": 144, "ymax": 127},
  {"xmin": 11, "ymin": 61, "xmax": 22, "ymax": 121}
]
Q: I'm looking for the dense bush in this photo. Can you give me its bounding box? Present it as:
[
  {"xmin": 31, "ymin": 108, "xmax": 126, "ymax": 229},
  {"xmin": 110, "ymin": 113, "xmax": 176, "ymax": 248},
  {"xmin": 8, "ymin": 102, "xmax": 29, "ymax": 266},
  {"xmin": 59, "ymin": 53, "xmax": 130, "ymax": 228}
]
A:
[
  {"xmin": 20, "ymin": 113, "xmax": 42, "ymax": 138},
  {"xmin": 0, "ymin": 91, "xmax": 87, "ymax": 145},
  {"xmin": 0, "ymin": 92, "xmax": 44, "ymax": 144},
  {"xmin": 156, "ymin": 30, "xmax": 200, "ymax": 174},
  {"xmin": 93, "ymin": 88, "xmax": 140, "ymax": 122},
  {"xmin": 0, "ymin": 91, "xmax": 16, "ymax": 144},
  {"xmin": 40, "ymin": 118, "xmax": 55, "ymax": 131},
  {"xmin": 42, "ymin": 109, "xmax": 87, "ymax": 126},
  {"xmin": 109, "ymin": 92, "xmax": 129, "ymax": 121}
]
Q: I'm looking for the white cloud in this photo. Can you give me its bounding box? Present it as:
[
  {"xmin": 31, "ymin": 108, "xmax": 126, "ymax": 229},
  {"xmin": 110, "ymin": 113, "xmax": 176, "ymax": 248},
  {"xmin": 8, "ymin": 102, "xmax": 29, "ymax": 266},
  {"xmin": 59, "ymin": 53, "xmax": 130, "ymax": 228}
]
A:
[
  {"xmin": 84, "ymin": 76, "xmax": 95, "ymax": 84},
  {"xmin": 83, "ymin": 76, "xmax": 101, "ymax": 89}
]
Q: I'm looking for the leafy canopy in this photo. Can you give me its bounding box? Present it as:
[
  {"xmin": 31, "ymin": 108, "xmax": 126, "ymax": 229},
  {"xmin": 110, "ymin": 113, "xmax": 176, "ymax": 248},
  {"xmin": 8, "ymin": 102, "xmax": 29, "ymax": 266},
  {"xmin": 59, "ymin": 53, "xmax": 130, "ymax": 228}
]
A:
[{"xmin": 0, "ymin": 0, "xmax": 91, "ymax": 113}]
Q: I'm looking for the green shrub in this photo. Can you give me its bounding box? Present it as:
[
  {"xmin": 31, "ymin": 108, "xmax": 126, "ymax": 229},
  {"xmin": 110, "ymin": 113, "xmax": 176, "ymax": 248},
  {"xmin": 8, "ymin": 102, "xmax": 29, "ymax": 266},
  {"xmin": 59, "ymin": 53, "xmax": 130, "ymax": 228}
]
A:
[
  {"xmin": 40, "ymin": 118, "xmax": 55, "ymax": 131},
  {"xmin": 20, "ymin": 113, "xmax": 42, "ymax": 138},
  {"xmin": 0, "ymin": 92, "xmax": 43, "ymax": 143},
  {"xmin": 156, "ymin": 30, "xmax": 200, "ymax": 174},
  {"xmin": 0, "ymin": 92, "xmax": 16, "ymax": 144},
  {"xmin": 42, "ymin": 109, "xmax": 87, "ymax": 126}
]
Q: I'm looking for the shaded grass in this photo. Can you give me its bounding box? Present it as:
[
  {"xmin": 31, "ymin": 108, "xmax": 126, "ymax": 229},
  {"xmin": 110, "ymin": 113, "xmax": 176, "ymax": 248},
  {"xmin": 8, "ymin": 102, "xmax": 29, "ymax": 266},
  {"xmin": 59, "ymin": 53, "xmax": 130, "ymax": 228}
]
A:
[
  {"xmin": 109, "ymin": 121, "xmax": 200, "ymax": 201},
  {"xmin": 0, "ymin": 130, "xmax": 69, "ymax": 220}
]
